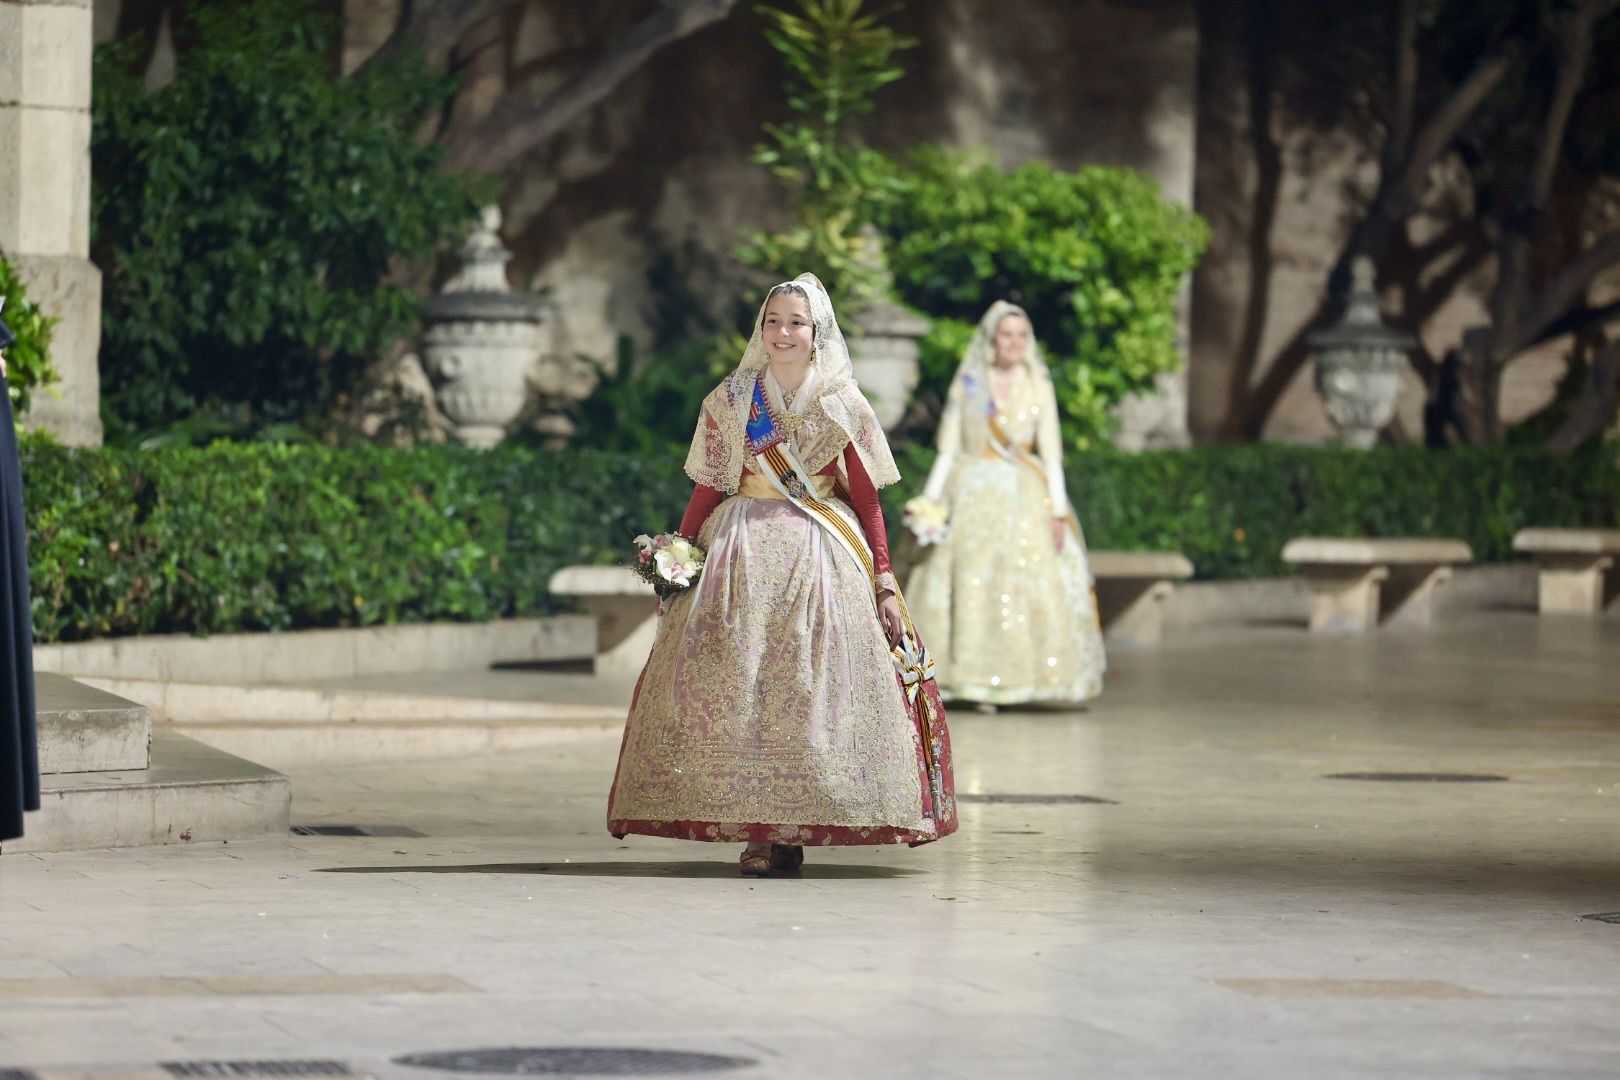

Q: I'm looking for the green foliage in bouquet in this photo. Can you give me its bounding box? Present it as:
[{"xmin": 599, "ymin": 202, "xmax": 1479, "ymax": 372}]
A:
[
  {"xmin": 91, "ymin": 0, "xmax": 487, "ymax": 439},
  {"xmin": 876, "ymin": 150, "xmax": 1210, "ymax": 448},
  {"xmin": 737, "ymin": 0, "xmax": 914, "ymax": 300},
  {"xmin": 0, "ymin": 259, "xmax": 59, "ymax": 414}
]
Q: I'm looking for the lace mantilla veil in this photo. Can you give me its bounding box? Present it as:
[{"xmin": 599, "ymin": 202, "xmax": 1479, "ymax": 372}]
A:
[
  {"xmin": 952, "ymin": 300, "xmax": 1052, "ymax": 415},
  {"xmin": 684, "ymin": 273, "xmax": 901, "ymax": 493}
]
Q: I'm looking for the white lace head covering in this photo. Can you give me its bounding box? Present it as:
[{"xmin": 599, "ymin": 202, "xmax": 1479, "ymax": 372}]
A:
[
  {"xmin": 685, "ymin": 273, "xmax": 901, "ymax": 492},
  {"xmin": 946, "ymin": 301, "xmax": 1048, "ymax": 434},
  {"xmin": 957, "ymin": 300, "xmax": 1045, "ymax": 382}
]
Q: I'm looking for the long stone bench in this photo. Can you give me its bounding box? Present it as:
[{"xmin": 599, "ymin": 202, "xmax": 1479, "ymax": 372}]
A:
[
  {"xmin": 1282, "ymin": 537, "xmax": 1472, "ymax": 633},
  {"xmin": 1512, "ymin": 528, "xmax": 1620, "ymax": 615},
  {"xmin": 1090, "ymin": 551, "xmax": 1195, "ymax": 647},
  {"xmin": 548, "ymin": 565, "xmax": 656, "ymax": 675}
]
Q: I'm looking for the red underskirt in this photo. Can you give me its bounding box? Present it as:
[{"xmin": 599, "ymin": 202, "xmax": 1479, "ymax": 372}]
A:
[{"xmin": 609, "ymin": 817, "xmax": 945, "ymax": 847}]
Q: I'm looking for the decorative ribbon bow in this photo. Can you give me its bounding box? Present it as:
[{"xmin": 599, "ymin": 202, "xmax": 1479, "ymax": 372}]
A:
[{"xmin": 893, "ymin": 635, "xmax": 936, "ymax": 704}]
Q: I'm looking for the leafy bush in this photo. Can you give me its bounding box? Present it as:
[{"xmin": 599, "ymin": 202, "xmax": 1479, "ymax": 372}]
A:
[
  {"xmin": 738, "ymin": 0, "xmax": 914, "ymax": 300},
  {"xmin": 21, "ymin": 442, "xmax": 1617, "ymax": 643},
  {"xmin": 20, "ymin": 440, "xmax": 691, "ymax": 643},
  {"xmin": 91, "ymin": 0, "xmax": 486, "ymax": 439},
  {"xmin": 559, "ymin": 335, "xmax": 739, "ymax": 460},
  {"xmin": 0, "ymin": 259, "xmax": 59, "ymax": 413},
  {"xmin": 877, "ymin": 150, "xmax": 1210, "ymax": 447},
  {"xmin": 883, "ymin": 443, "xmax": 1620, "ymax": 579}
]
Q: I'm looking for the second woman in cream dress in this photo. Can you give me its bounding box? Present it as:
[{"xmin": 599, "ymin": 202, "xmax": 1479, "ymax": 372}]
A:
[{"xmin": 904, "ymin": 302, "xmax": 1106, "ymax": 706}]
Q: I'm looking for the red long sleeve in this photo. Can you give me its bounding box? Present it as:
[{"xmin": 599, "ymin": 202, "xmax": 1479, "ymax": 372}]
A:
[
  {"xmin": 840, "ymin": 445, "xmax": 892, "ymax": 578},
  {"xmin": 679, "ymin": 482, "xmax": 728, "ymax": 540}
]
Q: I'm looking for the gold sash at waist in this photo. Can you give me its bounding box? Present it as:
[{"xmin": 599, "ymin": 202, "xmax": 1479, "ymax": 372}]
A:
[
  {"xmin": 981, "ymin": 444, "xmax": 1035, "ymax": 459},
  {"xmin": 738, "ymin": 471, "xmax": 838, "ymax": 500}
]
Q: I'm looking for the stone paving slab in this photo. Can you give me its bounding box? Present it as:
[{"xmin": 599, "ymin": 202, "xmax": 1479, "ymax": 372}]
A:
[{"xmin": 1, "ymin": 613, "xmax": 1617, "ymax": 1078}]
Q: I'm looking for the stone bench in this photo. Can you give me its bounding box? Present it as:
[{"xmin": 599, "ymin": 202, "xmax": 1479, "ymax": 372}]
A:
[
  {"xmin": 548, "ymin": 565, "xmax": 656, "ymax": 675},
  {"xmin": 1090, "ymin": 551, "xmax": 1195, "ymax": 647},
  {"xmin": 1512, "ymin": 528, "xmax": 1620, "ymax": 615},
  {"xmin": 1282, "ymin": 537, "xmax": 1472, "ymax": 634}
]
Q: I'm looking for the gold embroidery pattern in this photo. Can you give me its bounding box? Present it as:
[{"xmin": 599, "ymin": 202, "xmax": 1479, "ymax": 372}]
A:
[{"xmin": 609, "ymin": 494, "xmax": 929, "ymax": 831}]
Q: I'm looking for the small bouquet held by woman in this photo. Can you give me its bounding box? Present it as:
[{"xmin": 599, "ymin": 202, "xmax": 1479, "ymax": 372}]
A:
[
  {"xmin": 903, "ymin": 496, "xmax": 950, "ymax": 547},
  {"xmin": 632, "ymin": 532, "xmax": 706, "ymax": 600}
]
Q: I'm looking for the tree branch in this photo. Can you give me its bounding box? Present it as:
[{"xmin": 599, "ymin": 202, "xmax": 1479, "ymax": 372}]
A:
[
  {"xmin": 1545, "ymin": 335, "xmax": 1620, "ymax": 452},
  {"xmin": 1490, "ymin": 0, "xmax": 1612, "ymax": 342},
  {"xmin": 448, "ymin": 0, "xmax": 743, "ymax": 173},
  {"xmin": 1382, "ymin": 0, "xmax": 1420, "ymax": 178},
  {"xmin": 1532, "ymin": 296, "xmax": 1620, "ymax": 347},
  {"xmin": 1392, "ymin": 49, "xmax": 1517, "ymax": 215},
  {"xmin": 1507, "ymin": 228, "xmax": 1620, "ymax": 353},
  {"xmin": 352, "ymin": 0, "xmax": 516, "ymax": 77}
]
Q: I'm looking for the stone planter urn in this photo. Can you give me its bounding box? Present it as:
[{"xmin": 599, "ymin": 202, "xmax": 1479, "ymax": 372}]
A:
[
  {"xmin": 421, "ymin": 206, "xmax": 542, "ymax": 448},
  {"xmin": 1307, "ymin": 256, "xmax": 1414, "ymax": 449},
  {"xmin": 846, "ymin": 227, "xmax": 929, "ymax": 432}
]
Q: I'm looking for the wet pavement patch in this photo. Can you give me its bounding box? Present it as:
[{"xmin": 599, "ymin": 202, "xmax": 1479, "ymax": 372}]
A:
[{"xmin": 394, "ymin": 1048, "xmax": 755, "ymax": 1075}]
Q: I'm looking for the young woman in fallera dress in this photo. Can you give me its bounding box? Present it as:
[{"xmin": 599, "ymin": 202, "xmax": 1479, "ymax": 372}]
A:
[
  {"xmin": 606, "ymin": 274, "xmax": 957, "ymax": 876},
  {"xmin": 905, "ymin": 301, "xmax": 1107, "ymax": 707}
]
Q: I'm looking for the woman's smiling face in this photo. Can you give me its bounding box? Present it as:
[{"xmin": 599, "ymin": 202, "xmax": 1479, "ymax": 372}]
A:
[{"xmin": 762, "ymin": 291, "xmax": 814, "ymax": 365}]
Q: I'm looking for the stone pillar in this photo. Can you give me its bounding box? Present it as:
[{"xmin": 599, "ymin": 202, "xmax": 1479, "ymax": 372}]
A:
[{"xmin": 0, "ymin": 0, "xmax": 102, "ymax": 445}]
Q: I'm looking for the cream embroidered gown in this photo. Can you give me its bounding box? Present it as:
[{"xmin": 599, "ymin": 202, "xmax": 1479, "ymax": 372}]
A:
[
  {"xmin": 607, "ymin": 274, "xmax": 957, "ymax": 847},
  {"xmin": 905, "ymin": 302, "xmax": 1106, "ymax": 705}
]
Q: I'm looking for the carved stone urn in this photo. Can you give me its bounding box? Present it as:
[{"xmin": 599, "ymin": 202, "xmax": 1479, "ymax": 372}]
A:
[
  {"xmin": 421, "ymin": 206, "xmax": 542, "ymax": 448},
  {"xmin": 846, "ymin": 226, "xmax": 929, "ymax": 432},
  {"xmin": 1307, "ymin": 256, "xmax": 1414, "ymax": 448}
]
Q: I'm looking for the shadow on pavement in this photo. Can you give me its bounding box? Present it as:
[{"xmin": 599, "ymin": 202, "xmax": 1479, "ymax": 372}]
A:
[{"xmin": 314, "ymin": 860, "xmax": 925, "ymax": 878}]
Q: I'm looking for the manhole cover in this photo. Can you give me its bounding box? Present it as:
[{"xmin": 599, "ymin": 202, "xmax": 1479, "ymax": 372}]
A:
[
  {"xmin": 957, "ymin": 793, "xmax": 1117, "ymax": 804},
  {"xmin": 162, "ymin": 1062, "xmax": 353, "ymax": 1078},
  {"xmin": 394, "ymin": 1048, "xmax": 753, "ymax": 1076},
  {"xmin": 1323, "ymin": 773, "xmax": 1509, "ymax": 783},
  {"xmin": 290, "ymin": 825, "xmax": 427, "ymax": 838},
  {"xmin": 1580, "ymin": 912, "xmax": 1620, "ymax": 924}
]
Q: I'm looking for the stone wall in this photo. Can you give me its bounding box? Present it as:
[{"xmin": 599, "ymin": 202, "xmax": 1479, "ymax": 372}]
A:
[
  {"xmin": 3, "ymin": 0, "xmax": 102, "ymax": 445},
  {"xmin": 1189, "ymin": 0, "xmax": 1574, "ymax": 445}
]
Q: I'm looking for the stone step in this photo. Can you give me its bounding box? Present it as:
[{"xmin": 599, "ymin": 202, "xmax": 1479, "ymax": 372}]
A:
[
  {"xmin": 172, "ymin": 713, "xmax": 622, "ymax": 770},
  {"xmin": 8, "ymin": 730, "xmax": 291, "ymax": 853},
  {"xmin": 36, "ymin": 672, "xmax": 152, "ymax": 774}
]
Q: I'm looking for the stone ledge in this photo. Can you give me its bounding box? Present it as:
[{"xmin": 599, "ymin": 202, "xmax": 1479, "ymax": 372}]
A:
[
  {"xmin": 549, "ymin": 565, "xmax": 655, "ymax": 596},
  {"xmin": 1091, "ymin": 551, "xmax": 1194, "ymax": 579},
  {"xmin": 1283, "ymin": 537, "xmax": 1473, "ymax": 565},
  {"xmin": 34, "ymin": 615, "xmax": 596, "ymax": 683},
  {"xmin": 1512, "ymin": 528, "xmax": 1620, "ymax": 556}
]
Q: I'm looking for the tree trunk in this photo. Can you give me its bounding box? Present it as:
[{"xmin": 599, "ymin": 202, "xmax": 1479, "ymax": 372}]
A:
[{"xmin": 1546, "ymin": 337, "xmax": 1620, "ymax": 452}]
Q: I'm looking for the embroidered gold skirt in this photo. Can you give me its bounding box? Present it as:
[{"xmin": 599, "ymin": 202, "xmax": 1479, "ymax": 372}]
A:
[
  {"xmin": 608, "ymin": 493, "xmax": 951, "ymax": 846},
  {"xmin": 905, "ymin": 456, "xmax": 1106, "ymax": 705}
]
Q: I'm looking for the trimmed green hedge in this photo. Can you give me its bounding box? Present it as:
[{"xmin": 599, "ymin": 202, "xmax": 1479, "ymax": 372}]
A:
[
  {"xmin": 889, "ymin": 443, "xmax": 1620, "ymax": 579},
  {"xmin": 21, "ymin": 441, "xmax": 690, "ymax": 643},
  {"xmin": 20, "ymin": 440, "xmax": 1619, "ymax": 643}
]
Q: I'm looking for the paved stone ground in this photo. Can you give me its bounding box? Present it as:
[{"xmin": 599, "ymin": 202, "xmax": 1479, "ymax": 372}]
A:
[{"xmin": 2, "ymin": 612, "xmax": 1618, "ymax": 1079}]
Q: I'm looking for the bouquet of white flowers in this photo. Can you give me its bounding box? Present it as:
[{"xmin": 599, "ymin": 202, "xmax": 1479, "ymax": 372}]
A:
[
  {"xmin": 903, "ymin": 496, "xmax": 950, "ymax": 547},
  {"xmin": 632, "ymin": 532, "xmax": 706, "ymax": 599}
]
